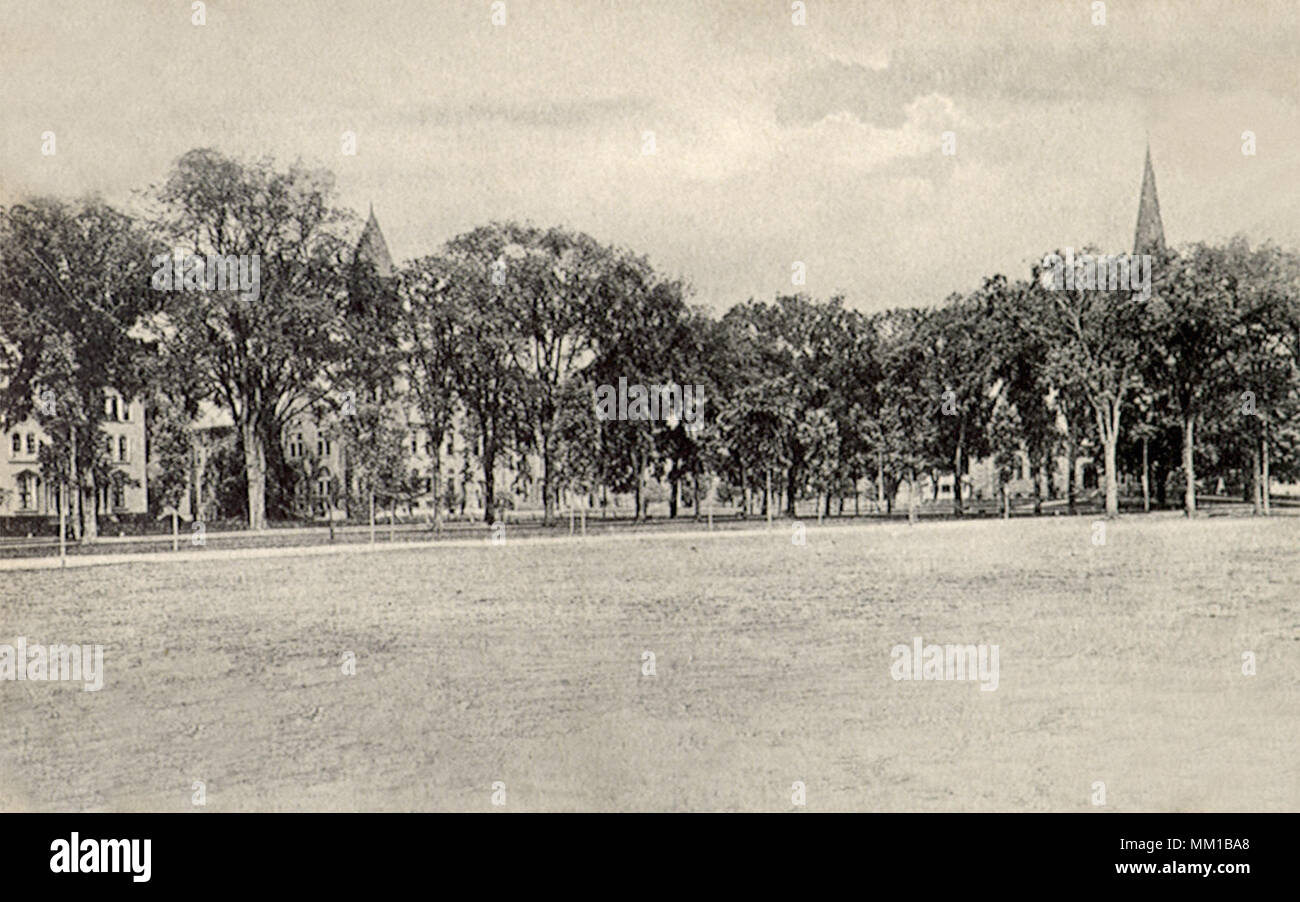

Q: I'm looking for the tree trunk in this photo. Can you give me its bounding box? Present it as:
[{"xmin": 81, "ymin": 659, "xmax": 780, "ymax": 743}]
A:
[
  {"xmin": 431, "ymin": 446, "xmax": 443, "ymax": 534},
  {"xmin": 1262, "ymin": 420, "xmax": 1272, "ymax": 516},
  {"xmin": 193, "ymin": 439, "xmax": 203, "ymax": 522},
  {"xmin": 482, "ymin": 442, "xmax": 497, "ymax": 525},
  {"xmin": 1066, "ymin": 426, "xmax": 1077, "ymax": 516},
  {"xmin": 1251, "ymin": 437, "xmax": 1263, "ymax": 515},
  {"xmin": 953, "ymin": 427, "xmax": 964, "ymax": 516},
  {"xmin": 1141, "ymin": 437, "xmax": 1150, "ymax": 513},
  {"xmin": 1099, "ymin": 404, "xmax": 1120, "ymax": 519},
  {"xmin": 877, "ymin": 454, "xmax": 885, "ymax": 512},
  {"xmin": 68, "ymin": 433, "xmax": 82, "ymax": 541},
  {"xmin": 59, "ymin": 480, "xmax": 68, "ymax": 562},
  {"xmin": 1104, "ymin": 435, "xmax": 1119, "ymax": 519},
  {"xmin": 460, "ymin": 454, "xmax": 470, "ymax": 517},
  {"xmin": 241, "ymin": 417, "xmax": 267, "ymax": 530},
  {"xmin": 541, "ymin": 431, "xmax": 553, "ymax": 526},
  {"xmin": 907, "ymin": 473, "xmax": 918, "ymax": 524},
  {"xmin": 739, "ymin": 463, "xmax": 748, "ymax": 518},
  {"xmin": 82, "ymin": 471, "xmax": 98, "ymax": 543},
  {"xmin": 1182, "ymin": 412, "xmax": 1195, "ymax": 517},
  {"xmin": 634, "ymin": 453, "xmax": 644, "ymax": 521},
  {"xmin": 765, "ymin": 468, "xmax": 772, "ymax": 525},
  {"xmin": 692, "ymin": 465, "xmax": 701, "ymax": 522}
]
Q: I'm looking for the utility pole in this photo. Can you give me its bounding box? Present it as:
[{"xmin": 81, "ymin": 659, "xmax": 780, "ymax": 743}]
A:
[{"xmin": 765, "ymin": 468, "xmax": 772, "ymax": 528}]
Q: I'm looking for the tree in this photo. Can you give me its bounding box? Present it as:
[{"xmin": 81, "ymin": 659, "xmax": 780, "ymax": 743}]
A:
[
  {"xmin": 795, "ymin": 407, "xmax": 840, "ymax": 519},
  {"xmin": 1030, "ymin": 247, "xmax": 1151, "ymax": 518},
  {"xmin": 0, "ymin": 197, "xmax": 160, "ymax": 541},
  {"xmin": 451, "ymin": 279, "xmax": 526, "ymax": 526},
  {"xmin": 987, "ymin": 275, "xmax": 1071, "ymax": 514},
  {"xmin": 721, "ymin": 295, "xmax": 839, "ymax": 516},
  {"xmin": 153, "ymin": 148, "xmax": 353, "ymax": 529},
  {"xmin": 1148, "ymin": 242, "xmax": 1245, "ymax": 515},
  {"xmin": 338, "ymin": 395, "xmax": 408, "ymax": 533},
  {"xmin": 586, "ymin": 251, "xmax": 696, "ymax": 520},
  {"xmin": 925, "ymin": 288, "xmax": 997, "ymax": 515},
  {"xmin": 986, "ymin": 401, "xmax": 1023, "ymax": 519},
  {"xmin": 875, "ymin": 308, "xmax": 939, "ymax": 523},
  {"xmin": 805, "ymin": 305, "xmax": 881, "ymax": 515},
  {"xmin": 444, "ymin": 224, "xmax": 638, "ymax": 525},
  {"xmin": 397, "ymin": 255, "xmax": 464, "ymax": 531},
  {"xmin": 1219, "ymin": 242, "xmax": 1300, "ymax": 515}
]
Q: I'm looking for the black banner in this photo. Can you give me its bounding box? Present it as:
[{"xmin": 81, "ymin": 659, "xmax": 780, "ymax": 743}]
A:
[{"xmin": 1, "ymin": 813, "xmax": 1282, "ymax": 889}]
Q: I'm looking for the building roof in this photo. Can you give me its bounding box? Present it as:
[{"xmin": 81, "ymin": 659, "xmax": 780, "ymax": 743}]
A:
[
  {"xmin": 1133, "ymin": 144, "xmax": 1166, "ymax": 257},
  {"xmin": 355, "ymin": 204, "xmax": 395, "ymax": 278}
]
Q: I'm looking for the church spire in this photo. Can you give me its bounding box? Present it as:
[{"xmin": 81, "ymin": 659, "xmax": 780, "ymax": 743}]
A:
[
  {"xmin": 1133, "ymin": 144, "xmax": 1166, "ymax": 257},
  {"xmin": 355, "ymin": 205, "xmax": 394, "ymax": 278}
]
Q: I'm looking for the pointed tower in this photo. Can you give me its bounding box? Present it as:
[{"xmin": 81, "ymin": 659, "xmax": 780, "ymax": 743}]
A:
[
  {"xmin": 1133, "ymin": 145, "xmax": 1166, "ymax": 257},
  {"xmin": 355, "ymin": 203, "xmax": 394, "ymax": 278}
]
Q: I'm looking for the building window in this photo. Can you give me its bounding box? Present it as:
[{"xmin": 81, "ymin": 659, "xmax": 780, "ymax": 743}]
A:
[
  {"xmin": 11, "ymin": 434, "xmax": 19, "ymax": 456},
  {"xmin": 411, "ymin": 433, "xmax": 419, "ymax": 455},
  {"xmin": 17, "ymin": 474, "xmax": 33, "ymax": 510},
  {"xmin": 317, "ymin": 438, "xmax": 331, "ymax": 457},
  {"xmin": 118, "ymin": 436, "xmax": 129, "ymax": 461},
  {"xmin": 106, "ymin": 436, "xmax": 114, "ymax": 458},
  {"xmin": 25, "ymin": 433, "xmax": 35, "ymax": 455},
  {"xmin": 112, "ymin": 484, "xmax": 124, "ymax": 509},
  {"xmin": 289, "ymin": 433, "xmax": 304, "ymax": 458}
]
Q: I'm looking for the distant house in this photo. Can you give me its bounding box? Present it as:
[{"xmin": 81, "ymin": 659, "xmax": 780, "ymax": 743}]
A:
[{"xmin": 0, "ymin": 389, "xmax": 148, "ymax": 519}]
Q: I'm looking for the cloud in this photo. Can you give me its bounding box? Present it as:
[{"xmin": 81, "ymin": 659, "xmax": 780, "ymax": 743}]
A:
[
  {"xmin": 775, "ymin": 58, "xmax": 924, "ymax": 129},
  {"xmin": 411, "ymin": 96, "xmax": 653, "ymax": 130}
]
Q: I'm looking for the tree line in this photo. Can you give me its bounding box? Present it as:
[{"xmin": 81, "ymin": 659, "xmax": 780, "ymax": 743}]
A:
[{"xmin": 3, "ymin": 148, "xmax": 1299, "ymax": 538}]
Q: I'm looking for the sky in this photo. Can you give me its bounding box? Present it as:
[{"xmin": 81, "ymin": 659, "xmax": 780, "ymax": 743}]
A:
[{"xmin": 2, "ymin": 0, "xmax": 1297, "ymax": 313}]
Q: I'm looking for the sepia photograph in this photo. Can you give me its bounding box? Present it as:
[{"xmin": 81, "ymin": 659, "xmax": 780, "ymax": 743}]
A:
[{"xmin": 1, "ymin": 0, "xmax": 1296, "ymax": 885}]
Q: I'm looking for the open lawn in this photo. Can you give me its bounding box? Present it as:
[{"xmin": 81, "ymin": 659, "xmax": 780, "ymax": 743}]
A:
[{"xmin": 1, "ymin": 515, "xmax": 1297, "ymax": 811}]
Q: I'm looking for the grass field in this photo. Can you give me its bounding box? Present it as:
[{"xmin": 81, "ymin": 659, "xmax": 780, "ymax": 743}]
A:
[{"xmin": 2, "ymin": 515, "xmax": 1297, "ymax": 811}]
